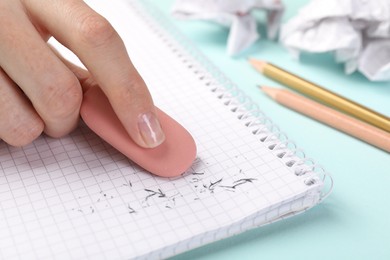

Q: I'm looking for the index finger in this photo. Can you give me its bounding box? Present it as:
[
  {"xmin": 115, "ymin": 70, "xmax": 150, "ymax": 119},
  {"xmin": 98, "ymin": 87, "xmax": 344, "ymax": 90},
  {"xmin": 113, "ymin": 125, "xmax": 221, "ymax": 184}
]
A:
[{"xmin": 26, "ymin": 0, "xmax": 165, "ymax": 148}]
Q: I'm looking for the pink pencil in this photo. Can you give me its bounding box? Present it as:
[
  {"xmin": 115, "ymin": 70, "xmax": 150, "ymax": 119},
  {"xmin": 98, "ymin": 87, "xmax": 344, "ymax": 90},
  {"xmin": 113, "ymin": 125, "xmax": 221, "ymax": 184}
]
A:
[{"xmin": 261, "ymin": 86, "xmax": 390, "ymax": 152}]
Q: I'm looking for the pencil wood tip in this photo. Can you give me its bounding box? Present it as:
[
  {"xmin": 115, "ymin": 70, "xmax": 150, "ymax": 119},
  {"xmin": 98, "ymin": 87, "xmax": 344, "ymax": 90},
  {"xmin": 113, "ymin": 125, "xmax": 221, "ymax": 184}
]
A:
[
  {"xmin": 248, "ymin": 58, "xmax": 267, "ymax": 73},
  {"xmin": 259, "ymin": 86, "xmax": 278, "ymax": 99}
]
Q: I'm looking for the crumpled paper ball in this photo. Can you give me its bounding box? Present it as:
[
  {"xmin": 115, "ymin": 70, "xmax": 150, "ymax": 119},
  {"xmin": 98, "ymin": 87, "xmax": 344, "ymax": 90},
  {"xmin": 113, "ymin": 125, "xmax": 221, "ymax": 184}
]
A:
[
  {"xmin": 280, "ymin": 0, "xmax": 390, "ymax": 81},
  {"xmin": 172, "ymin": 0, "xmax": 285, "ymax": 56}
]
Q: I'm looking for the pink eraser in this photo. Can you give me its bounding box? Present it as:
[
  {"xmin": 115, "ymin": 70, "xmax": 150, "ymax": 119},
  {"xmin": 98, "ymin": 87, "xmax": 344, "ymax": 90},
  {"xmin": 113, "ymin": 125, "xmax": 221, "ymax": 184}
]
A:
[{"xmin": 80, "ymin": 87, "xmax": 197, "ymax": 177}]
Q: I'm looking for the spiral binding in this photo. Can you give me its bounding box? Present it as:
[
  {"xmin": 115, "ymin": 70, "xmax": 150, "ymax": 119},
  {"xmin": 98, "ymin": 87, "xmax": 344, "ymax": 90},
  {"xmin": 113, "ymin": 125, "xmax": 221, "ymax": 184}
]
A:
[{"xmin": 129, "ymin": 0, "xmax": 333, "ymax": 201}]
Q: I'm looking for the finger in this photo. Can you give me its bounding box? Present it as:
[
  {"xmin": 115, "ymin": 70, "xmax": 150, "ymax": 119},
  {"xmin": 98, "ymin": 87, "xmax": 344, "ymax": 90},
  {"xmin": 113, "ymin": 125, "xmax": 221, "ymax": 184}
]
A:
[
  {"xmin": 0, "ymin": 69, "xmax": 44, "ymax": 147},
  {"xmin": 52, "ymin": 47, "xmax": 167, "ymax": 150},
  {"xmin": 0, "ymin": 2, "xmax": 82, "ymax": 138},
  {"xmin": 49, "ymin": 45, "xmax": 97, "ymax": 93},
  {"xmin": 26, "ymin": 0, "xmax": 165, "ymax": 148}
]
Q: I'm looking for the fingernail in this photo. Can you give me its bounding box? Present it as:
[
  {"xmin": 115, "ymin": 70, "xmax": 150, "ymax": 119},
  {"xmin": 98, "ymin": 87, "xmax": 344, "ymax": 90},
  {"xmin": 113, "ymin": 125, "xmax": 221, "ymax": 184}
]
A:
[{"xmin": 138, "ymin": 112, "xmax": 165, "ymax": 148}]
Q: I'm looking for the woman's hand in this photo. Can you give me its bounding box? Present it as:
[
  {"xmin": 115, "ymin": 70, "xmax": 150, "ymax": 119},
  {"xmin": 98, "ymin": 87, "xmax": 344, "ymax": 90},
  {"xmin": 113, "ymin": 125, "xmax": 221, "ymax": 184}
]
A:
[{"xmin": 0, "ymin": 0, "xmax": 165, "ymax": 148}]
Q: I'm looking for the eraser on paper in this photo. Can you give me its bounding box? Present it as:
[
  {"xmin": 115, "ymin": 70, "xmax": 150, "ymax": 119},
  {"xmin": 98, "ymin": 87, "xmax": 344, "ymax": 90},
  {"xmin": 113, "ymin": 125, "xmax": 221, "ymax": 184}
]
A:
[{"xmin": 80, "ymin": 87, "xmax": 197, "ymax": 177}]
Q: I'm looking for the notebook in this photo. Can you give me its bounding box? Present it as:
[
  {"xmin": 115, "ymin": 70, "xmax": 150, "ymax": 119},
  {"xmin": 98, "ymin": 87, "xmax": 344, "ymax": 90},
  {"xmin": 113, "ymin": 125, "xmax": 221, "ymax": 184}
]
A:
[{"xmin": 0, "ymin": 1, "xmax": 333, "ymax": 259}]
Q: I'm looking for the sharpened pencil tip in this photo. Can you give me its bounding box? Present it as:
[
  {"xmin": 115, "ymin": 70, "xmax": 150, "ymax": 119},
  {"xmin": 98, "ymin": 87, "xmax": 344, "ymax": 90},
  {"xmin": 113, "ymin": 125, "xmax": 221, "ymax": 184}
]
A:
[
  {"xmin": 259, "ymin": 86, "xmax": 278, "ymax": 99},
  {"xmin": 248, "ymin": 58, "xmax": 267, "ymax": 73}
]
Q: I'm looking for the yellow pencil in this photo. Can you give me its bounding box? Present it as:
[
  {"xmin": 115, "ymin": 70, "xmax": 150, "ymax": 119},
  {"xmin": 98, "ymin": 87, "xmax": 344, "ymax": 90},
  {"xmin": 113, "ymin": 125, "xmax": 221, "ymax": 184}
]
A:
[
  {"xmin": 261, "ymin": 86, "xmax": 390, "ymax": 152},
  {"xmin": 249, "ymin": 58, "xmax": 390, "ymax": 133}
]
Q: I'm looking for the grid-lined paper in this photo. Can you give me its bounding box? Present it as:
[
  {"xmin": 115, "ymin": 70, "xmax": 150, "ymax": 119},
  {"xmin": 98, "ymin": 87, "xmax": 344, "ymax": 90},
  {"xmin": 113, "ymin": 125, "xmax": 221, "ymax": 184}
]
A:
[{"xmin": 0, "ymin": 1, "xmax": 323, "ymax": 259}]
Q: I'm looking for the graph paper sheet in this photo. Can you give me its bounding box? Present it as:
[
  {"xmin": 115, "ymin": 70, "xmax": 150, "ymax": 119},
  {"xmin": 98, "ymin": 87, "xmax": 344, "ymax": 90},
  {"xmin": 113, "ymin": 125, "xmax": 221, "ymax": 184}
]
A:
[{"xmin": 0, "ymin": 1, "xmax": 324, "ymax": 259}]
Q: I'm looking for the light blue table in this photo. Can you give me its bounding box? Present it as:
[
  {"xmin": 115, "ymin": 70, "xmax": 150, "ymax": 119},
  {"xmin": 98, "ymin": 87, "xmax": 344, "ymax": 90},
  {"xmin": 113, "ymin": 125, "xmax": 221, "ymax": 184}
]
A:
[{"xmin": 152, "ymin": 1, "xmax": 390, "ymax": 259}]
